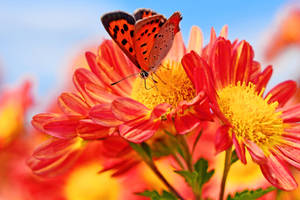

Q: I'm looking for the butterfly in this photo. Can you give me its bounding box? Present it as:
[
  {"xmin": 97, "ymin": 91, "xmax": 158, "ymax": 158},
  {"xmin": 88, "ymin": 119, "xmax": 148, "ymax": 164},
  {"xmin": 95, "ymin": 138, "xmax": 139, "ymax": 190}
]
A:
[{"xmin": 101, "ymin": 8, "xmax": 182, "ymax": 86}]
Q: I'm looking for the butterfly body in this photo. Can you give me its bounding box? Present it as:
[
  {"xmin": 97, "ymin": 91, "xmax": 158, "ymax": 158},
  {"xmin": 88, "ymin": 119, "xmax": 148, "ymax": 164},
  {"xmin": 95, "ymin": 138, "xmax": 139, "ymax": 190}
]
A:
[{"xmin": 101, "ymin": 9, "xmax": 182, "ymax": 82}]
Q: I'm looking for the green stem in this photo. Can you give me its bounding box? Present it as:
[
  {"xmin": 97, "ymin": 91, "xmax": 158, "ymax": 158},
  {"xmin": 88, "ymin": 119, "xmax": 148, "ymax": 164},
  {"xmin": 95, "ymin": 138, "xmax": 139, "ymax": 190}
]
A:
[
  {"xmin": 219, "ymin": 147, "xmax": 233, "ymax": 200},
  {"xmin": 179, "ymin": 135, "xmax": 193, "ymax": 171},
  {"xmin": 147, "ymin": 161, "xmax": 184, "ymax": 200},
  {"xmin": 172, "ymin": 153, "xmax": 185, "ymax": 170}
]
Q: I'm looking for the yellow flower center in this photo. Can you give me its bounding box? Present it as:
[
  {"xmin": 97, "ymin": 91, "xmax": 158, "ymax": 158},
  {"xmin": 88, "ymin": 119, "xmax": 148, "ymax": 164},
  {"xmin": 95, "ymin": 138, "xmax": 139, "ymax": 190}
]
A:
[
  {"xmin": 130, "ymin": 61, "xmax": 196, "ymax": 110},
  {"xmin": 217, "ymin": 82, "xmax": 285, "ymax": 153},
  {"xmin": 64, "ymin": 162, "xmax": 120, "ymax": 200}
]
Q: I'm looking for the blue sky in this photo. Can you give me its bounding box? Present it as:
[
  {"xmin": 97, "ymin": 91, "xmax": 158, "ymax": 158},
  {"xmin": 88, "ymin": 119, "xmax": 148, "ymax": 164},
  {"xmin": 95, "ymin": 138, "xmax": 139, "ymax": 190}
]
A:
[{"xmin": 0, "ymin": 0, "xmax": 294, "ymax": 110}]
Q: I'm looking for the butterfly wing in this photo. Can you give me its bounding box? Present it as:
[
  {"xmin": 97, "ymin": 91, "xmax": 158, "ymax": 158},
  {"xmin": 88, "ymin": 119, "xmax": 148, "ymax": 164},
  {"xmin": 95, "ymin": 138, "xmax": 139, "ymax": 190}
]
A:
[
  {"xmin": 133, "ymin": 15, "xmax": 167, "ymax": 71},
  {"xmin": 133, "ymin": 8, "xmax": 157, "ymax": 21},
  {"xmin": 147, "ymin": 12, "xmax": 182, "ymax": 72},
  {"xmin": 101, "ymin": 11, "xmax": 138, "ymax": 66}
]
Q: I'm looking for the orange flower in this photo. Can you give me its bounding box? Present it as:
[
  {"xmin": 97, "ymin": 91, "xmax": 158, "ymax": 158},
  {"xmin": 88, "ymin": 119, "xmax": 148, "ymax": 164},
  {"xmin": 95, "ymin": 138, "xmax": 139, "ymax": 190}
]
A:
[
  {"xmin": 182, "ymin": 35, "xmax": 300, "ymax": 190},
  {"xmin": 29, "ymin": 26, "xmax": 214, "ymax": 177},
  {"xmin": 264, "ymin": 6, "xmax": 300, "ymax": 61}
]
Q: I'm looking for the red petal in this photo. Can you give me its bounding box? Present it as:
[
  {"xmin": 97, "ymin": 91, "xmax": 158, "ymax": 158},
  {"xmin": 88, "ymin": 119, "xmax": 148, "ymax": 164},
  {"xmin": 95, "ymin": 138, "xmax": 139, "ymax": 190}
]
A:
[
  {"xmin": 209, "ymin": 38, "xmax": 232, "ymax": 88},
  {"xmin": 77, "ymin": 119, "xmax": 112, "ymax": 140},
  {"xmin": 112, "ymin": 97, "xmax": 149, "ymax": 122},
  {"xmin": 266, "ymin": 80, "xmax": 297, "ymax": 108},
  {"xmin": 253, "ymin": 65, "xmax": 273, "ymax": 93},
  {"xmin": 32, "ymin": 113, "xmax": 58, "ymax": 132},
  {"xmin": 89, "ymin": 103, "xmax": 123, "ymax": 127},
  {"xmin": 231, "ymin": 41, "xmax": 254, "ymax": 84},
  {"xmin": 232, "ymin": 133, "xmax": 247, "ymax": 164},
  {"xmin": 151, "ymin": 103, "xmax": 170, "ymax": 118},
  {"xmin": 58, "ymin": 92, "xmax": 90, "ymax": 116},
  {"xmin": 73, "ymin": 68, "xmax": 102, "ymax": 106},
  {"xmin": 119, "ymin": 116, "xmax": 160, "ymax": 143},
  {"xmin": 276, "ymin": 144, "xmax": 300, "ymax": 169},
  {"xmin": 28, "ymin": 138, "xmax": 83, "ymax": 178},
  {"xmin": 85, "ymin": 82, "xmax": 118, "ymax": 104},
  {"xmin": 259, "ymin": 154, "xmax": 297, "ymax": 190},
  {"xmin": 43, "ymin": 116, "xmax": 80, "ymax": 139},
  {"xmin": 215, "ymin": 125, "xmax": 232, "ymax": 154},
  {"xmin": 282, "ymin": 104, "xmax": 300, "ymax": 123},
  {"xmin": 244, "ymin": 139, "xmax": 267, "ymax": 164}
]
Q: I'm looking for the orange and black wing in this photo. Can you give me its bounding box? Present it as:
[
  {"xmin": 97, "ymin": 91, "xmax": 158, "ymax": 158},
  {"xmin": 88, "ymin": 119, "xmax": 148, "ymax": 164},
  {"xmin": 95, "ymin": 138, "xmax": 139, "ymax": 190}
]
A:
[
  {"xmin": 133, "ymin": 8, "xmax": 157, "ymax": 21},
  {"xmin": 134, "ymin": 15, "xmax": 167, "ymax": 71},
  {"xmin": 101, "ymin": 11, "xmax": 138, "ymax": 66}
]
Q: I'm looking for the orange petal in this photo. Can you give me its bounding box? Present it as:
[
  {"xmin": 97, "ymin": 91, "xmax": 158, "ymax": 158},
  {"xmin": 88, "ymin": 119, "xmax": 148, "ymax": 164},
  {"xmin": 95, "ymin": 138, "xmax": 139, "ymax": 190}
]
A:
[
  {"xmin": 165, "ymin": 32, "xmax": 186, "ymax": 62},
  {"xmin": 220, "ymin": 25, "xmax": 228, "ymax": 38},
  {"xmin": 187, "ymin": 26, "xmax": 203, "ymax": 55},
  {"xmin": 58, "ymin": 92, "xmax": 90, "ymax": 116}
]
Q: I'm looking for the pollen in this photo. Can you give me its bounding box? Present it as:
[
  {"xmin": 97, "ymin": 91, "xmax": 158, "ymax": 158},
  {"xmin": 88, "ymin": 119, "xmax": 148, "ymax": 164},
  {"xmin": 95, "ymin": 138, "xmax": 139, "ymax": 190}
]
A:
[
  {"xmin": 217, "ymin": 82, "xmax": 286, "ymax": 153},
  {"xmin": 130, "ymin": 61, "xmax": 196, "ymax": 110}
]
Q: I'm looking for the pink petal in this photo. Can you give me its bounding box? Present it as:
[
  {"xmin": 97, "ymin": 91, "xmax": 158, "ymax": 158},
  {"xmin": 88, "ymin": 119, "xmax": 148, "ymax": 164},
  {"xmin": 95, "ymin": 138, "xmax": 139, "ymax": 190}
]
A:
[
  {"xmin": 282, "ymin": 104, "xmax": 300, "ymax": 123},
  {"xmin": 244, "ymin": 139, "xmax": 267, "ymax": 164}
]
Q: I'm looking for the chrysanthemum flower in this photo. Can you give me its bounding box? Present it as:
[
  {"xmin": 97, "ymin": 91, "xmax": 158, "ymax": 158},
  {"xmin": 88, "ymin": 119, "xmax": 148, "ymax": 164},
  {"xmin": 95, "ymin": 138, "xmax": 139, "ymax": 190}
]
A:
[
  {"xmin": 182, "ymin": 36, "xmax": 300, "ymax": 190},
  {"xmin": 29, "ymin": 25, "xmax": 216, "ymax": 177}
]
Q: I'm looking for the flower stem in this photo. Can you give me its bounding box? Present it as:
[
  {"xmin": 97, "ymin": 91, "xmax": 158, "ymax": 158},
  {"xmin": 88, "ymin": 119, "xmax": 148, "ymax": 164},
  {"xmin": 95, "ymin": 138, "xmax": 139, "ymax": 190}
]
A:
[
  {"xmin": 147, "ymin": 161, "xmax": 184, "ymax": 200},
  {"xmin": 179, "ymin": 135, "xmax": 193, "ymax": 171},
  {"xmin": 219, "ymin": 147, "xmax": 232, "ymax": 200}
]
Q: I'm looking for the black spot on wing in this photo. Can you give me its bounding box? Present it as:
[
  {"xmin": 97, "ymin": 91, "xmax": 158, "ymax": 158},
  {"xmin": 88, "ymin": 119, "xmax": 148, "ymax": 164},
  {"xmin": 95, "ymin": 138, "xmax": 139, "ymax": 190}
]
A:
[
  {"xmin": 129, "ymin": 47, "xmax": 133, "ymax": 52},
  {"xmin": 121, "ymin": 39, "xmax": 127, "ymax": 45},
  {"xmin": 123, "ymin": 24, "xmax": 128, "ymax": 31},
  {"xmin": 101, "ymin": 11, "xmax": 135, "ymax": 38},
  {"xmin": 130, "ymin": 30, "xmax": 134, "ymax": 37}
]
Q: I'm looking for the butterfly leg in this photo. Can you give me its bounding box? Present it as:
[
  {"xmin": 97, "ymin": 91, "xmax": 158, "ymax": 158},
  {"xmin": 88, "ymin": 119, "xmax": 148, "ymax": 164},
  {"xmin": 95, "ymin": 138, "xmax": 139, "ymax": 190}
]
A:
[{"xmin": 153, "ymin": 72, "xmax": 167, "ymax": 85}]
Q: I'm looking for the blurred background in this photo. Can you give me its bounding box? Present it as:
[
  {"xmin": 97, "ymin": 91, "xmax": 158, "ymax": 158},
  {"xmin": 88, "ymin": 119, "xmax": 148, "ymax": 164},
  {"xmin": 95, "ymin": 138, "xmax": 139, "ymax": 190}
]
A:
[{"xmin": 0, "ymin": 0, "xmax": 298, "ymax": 114}]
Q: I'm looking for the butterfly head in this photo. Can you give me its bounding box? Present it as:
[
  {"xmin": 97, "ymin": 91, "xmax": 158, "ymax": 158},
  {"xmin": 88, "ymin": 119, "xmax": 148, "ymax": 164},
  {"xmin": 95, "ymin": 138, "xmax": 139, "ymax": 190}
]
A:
[{"xmin": 140, "ymin": 70, "xmax": 149, "ymax": 79}]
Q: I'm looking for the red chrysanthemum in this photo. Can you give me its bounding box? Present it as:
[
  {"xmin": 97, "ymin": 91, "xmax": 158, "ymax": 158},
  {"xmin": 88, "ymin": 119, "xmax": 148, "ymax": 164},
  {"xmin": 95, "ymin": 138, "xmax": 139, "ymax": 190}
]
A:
[
  {"xmin": 29, "ymin": 26, "xmax": 217, "ymax": 177},
  {"xmin": 182, "ymin": 36, "xmax": 300, "ymax": 190}
]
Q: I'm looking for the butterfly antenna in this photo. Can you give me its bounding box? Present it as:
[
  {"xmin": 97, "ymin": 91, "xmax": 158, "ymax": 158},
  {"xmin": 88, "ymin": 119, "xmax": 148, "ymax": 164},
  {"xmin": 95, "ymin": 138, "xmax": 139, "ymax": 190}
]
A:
[
  {"xmin": 150, "ymin": 75, "xmax": 159, "ymax": 91},
  {"xmin": 111, "ymin": 72, "xmax": 140, "ymax": 86}
]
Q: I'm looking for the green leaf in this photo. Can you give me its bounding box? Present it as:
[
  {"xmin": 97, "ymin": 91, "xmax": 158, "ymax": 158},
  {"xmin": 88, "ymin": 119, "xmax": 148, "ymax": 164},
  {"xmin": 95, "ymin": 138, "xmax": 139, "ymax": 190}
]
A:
[
  {"xmin": 138, "ymin": 190, "xmax": 177, "ymax": 200},
  {"xmin": 230, "ymin": 150, "xmax": 239, "ymax": 165},
  {"xmin": 226, "ymin": 186, "xmax": 275, "ymax": 200},
  {"xmin": 194, "ymin": 158, "xmax": 214, "ymax": 188},
  {"xmin": 175, "ymin": 158, "xmax": 214, "ymax": 196}
]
